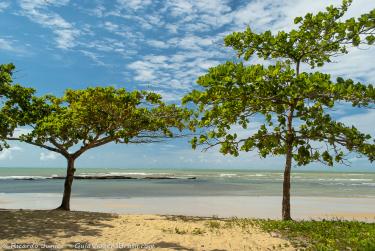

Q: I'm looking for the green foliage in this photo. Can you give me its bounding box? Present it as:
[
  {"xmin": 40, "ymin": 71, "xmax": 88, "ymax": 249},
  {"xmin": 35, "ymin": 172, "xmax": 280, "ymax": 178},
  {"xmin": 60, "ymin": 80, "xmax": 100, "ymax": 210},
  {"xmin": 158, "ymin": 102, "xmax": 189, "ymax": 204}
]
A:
[
  {"xmin": 224, "ymin": 0, "xmax": 375, "ymax": 68},
  {"xmin": 224, "ymin": 217, "xmax": 375, "ymax": 250},
  {"xmin": 256, "ymin": 219, "xmax": 375, "ymax": 250},
  {"xmin": 174, "ymin": 227, "xmax": 187, "ymax": 235},
  {"xmin": 3, "ymin": 86, "xmax": 191, "ymax": 159},
  {"xmin": 0, "ymin": 63, "xmax": 36, "ymax": 150},
  {"xmin": 183, "ymin": 1, "xmax": 375, "ymax": 167},
  {"xmin": 205, "ymin": 220, "xmax": 221, "ymax": 229},
  {"xmin": 191, "ymin": 227, "xmax": 206, "ymax": 235}
]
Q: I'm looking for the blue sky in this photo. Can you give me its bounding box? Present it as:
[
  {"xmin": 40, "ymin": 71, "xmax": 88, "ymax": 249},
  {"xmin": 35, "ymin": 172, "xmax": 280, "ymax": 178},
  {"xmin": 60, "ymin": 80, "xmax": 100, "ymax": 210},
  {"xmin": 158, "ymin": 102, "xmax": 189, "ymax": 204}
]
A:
[{"xmin": 0, "ymin": 0, "xmax": 374, "ymax": 171}]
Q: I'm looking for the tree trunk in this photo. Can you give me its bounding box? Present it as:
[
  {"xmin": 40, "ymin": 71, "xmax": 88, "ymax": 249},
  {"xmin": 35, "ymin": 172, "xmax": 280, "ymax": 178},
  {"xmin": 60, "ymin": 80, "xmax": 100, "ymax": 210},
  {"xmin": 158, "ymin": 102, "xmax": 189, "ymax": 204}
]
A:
[
  {"xmin": 282, "ymin": 105, "xmax": 294, "ymax": 221},
  {"xmin": 56, "ymin": 157, "xmax": 76, "ymax": 211},
  {"xmin": 282, "ymin": 143, "xmax": 293, "ymax": 220}
]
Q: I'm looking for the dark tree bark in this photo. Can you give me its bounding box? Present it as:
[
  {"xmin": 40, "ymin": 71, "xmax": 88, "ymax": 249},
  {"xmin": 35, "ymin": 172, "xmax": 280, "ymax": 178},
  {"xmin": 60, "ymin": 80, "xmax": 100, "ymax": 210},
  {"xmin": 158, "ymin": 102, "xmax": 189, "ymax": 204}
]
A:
[
  {"xmin": 282, "ymin": 108, "xmax": 294, "ymax": 220},
  {"xmin": 56, "ymin": 156, "xmax": 76, "ymax": 211},
  {"xmin": 282, "ymin": 143, "xmax": 293, "ymax": 220}
]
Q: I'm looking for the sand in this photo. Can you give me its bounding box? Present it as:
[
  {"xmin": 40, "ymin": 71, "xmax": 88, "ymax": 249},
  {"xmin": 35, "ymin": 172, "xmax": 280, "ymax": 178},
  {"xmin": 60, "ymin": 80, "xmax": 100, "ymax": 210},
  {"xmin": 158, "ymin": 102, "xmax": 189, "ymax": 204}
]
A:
[
  {"xmin": 0, "ymin": 209, "xmax": 294, "ymax": 251},
  {"xmin": 2, "ymin": 194, "xmax": 375, "ymax": 222}
]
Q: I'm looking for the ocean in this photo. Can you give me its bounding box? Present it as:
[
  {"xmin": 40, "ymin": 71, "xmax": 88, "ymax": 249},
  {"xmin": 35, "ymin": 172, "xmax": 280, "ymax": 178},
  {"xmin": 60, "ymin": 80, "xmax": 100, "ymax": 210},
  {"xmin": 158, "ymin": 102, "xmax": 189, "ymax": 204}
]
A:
[{"xmin": 1, "ymin": 168, "xmax": 374, "ymax": 198}]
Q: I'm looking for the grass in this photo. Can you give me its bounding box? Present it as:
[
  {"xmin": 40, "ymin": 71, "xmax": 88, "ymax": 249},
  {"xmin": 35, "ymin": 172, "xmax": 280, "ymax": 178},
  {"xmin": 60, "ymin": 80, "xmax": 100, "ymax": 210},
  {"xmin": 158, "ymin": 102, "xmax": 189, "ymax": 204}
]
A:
[
  {"xmin": 227, "ymin": 218, "xmax": 375, "ymax": 250},
  {"xmin": 162, "ymin": 216, "xmax": 375, "ymax": 249},
  {"xmin": 174, "ymin": 227, "xmax": 187, "ymax": 235},
  {"xmin": 205, "ymin": 221, "xmax": 221, "ymax": 229},
  {"xmin": 191, "ymin": 227, "xmax": 206, "ymax": 235}
]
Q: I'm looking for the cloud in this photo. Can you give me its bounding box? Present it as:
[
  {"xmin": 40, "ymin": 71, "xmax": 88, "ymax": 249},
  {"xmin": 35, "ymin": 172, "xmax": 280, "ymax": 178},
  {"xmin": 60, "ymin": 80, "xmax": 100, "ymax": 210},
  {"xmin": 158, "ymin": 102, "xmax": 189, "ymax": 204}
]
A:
[
  {"xmin": 0, "ymin": 146, "xmax": 22, "ymax": 160},
  {"xmin": 0, "ymin": 37, "xmax": 31, "ymax": 56},
  {"xmin": 0, "ymin": 38, "xmax": 17, "ymax": 52},
  {"xmin": 320, "ymin": 47, "xmax": 375, "ymax": 84},
  {"xmin": 12, "ymin": 127, "xmax": 33, "ymax": 138},
  {"xmin": 339, "ymin": 110, "xmax": 375, "ymax": 136},
  {"xmin": 0, "ymin": 1, "xmax": 10, "ymax": 12},
  {"xmin": 162, "ymin": 0, "xmax": 232, "ymax": 31},
  {"xmin": 80, "ymin": 50, "xmax": 107, "ymax": 67},
  {"xmin": 103, "ymin": 21, "xmax": 119, "ymax": 32},
  {"xmin": 116, "ymin": 0, "xmax": 152, "ymax": 11},
  {"xmin": 127, "ymin": 52, "xmax": 220, "ymax": 96},
  {"xmin": 40, "ymin": 151, "xmax": 58, "ymax": 161},
  {"xmin": 147, "ymin": 40, "xmax": 170, "ymax": 49},
  {"xmin": 18, "ymin": 0, "xmax": 80, "ymax": 49}
]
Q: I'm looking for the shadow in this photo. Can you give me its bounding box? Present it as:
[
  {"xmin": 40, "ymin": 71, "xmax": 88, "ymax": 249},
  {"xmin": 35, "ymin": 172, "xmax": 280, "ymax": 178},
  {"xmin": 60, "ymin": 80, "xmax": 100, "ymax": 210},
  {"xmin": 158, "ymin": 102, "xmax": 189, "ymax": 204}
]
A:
[{"xmin": 0, "ymin": 209, "xmax": 118, "ymax": 249}]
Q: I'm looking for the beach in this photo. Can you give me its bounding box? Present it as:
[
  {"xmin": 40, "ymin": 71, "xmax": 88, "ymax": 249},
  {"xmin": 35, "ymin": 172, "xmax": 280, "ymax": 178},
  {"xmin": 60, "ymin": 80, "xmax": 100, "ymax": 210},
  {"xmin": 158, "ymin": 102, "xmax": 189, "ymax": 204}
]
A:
[
  {"xmin": 1, "ymin": 168, "xmax": 375, "ymax": 221},
  {"xmin": 1, "ymin": 168, "xmax": 375, "ymax": 250},
  {"xmin": 1, "ymin": 194, "xmax": 375, "ymax": 222},
  {"xmin": 0, "ymin": 209, "xmax": 293, "ymax": 250}
]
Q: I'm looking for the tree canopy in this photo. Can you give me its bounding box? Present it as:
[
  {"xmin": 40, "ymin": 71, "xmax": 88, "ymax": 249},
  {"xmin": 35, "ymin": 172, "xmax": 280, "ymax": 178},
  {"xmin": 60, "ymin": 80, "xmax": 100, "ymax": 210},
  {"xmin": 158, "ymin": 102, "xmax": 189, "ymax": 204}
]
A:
[
  {"xmin": 3, "ymin": 86, "xmax": 191, "ymax": 210},
  {"xmin": 185, "ymin": 62, "xmax": 374, "ymax": 164},
  {"xmin": 5, "ymin": 86, "xmax": 190, "ymax": 159},
  {"xmin": 183, "ymin": 0, "xmax": 375, "ymax": 220},
  {"xmin": 0, "ymin": 63, "xmax": 35, "ymax": 150}
]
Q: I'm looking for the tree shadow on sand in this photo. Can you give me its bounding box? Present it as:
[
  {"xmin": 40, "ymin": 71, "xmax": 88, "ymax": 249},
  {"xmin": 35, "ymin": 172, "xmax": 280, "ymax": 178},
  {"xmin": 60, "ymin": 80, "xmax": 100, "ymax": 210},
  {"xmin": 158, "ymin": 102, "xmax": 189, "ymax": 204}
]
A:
[{"xmin": 0, "ymin": 209, "xmax": 118, "ymax": 249}]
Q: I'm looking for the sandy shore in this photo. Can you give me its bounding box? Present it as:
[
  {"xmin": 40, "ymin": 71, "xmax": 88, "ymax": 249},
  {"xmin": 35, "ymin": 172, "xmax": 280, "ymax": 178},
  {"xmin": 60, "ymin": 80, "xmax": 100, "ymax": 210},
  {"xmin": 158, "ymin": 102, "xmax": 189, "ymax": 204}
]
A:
[
  {"xmin": 1, "ymin": 194, "xmax": 375, "ymax": 222},
  {"xmin": 0, "ymin": 209, "xmax": 293, "ymax": 251}
]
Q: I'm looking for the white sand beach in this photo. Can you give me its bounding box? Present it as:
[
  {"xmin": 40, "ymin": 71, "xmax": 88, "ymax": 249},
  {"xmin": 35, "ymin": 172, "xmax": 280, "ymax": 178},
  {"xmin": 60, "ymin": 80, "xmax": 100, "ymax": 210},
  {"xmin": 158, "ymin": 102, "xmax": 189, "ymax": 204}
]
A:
[
  {"xmin": 1, "ymin": 193, "xmax": 375, "ymax": 222},
  {"xmin": 0, "ymin": 210, "xmax": 294, "ymax": 251}
]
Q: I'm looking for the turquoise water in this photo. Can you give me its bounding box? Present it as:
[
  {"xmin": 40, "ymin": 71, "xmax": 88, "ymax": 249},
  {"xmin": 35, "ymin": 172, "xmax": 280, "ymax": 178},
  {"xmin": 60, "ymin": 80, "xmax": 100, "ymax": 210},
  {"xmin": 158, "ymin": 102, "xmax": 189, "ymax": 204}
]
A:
[{"xmin": 0, "ymin": 168, "xmax": 374, "ymax": 198}]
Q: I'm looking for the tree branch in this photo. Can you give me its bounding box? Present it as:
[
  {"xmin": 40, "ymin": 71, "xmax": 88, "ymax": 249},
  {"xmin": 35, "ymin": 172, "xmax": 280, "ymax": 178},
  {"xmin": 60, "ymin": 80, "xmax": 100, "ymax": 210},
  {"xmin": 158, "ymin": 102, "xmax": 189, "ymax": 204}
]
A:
[{"xmin": 6, "ymin": 137, "xmax": 63, "ymax": 155}]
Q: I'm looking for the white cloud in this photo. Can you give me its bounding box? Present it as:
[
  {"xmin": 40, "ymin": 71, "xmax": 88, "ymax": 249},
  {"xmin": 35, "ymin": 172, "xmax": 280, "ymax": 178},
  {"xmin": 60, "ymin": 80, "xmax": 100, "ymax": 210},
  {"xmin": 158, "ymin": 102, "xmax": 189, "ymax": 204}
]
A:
[
  {"xmin": 12, "ymin": 128, "xmax": 33, "ymax": 138},
  {"xmin": 18, "ymin": 0, "xmax": 80, "ymax": 49},
  {"xmin": 127, "ymin": 52, "xmax": 219, "ymax": 94},
  {"xmin": 153, "ymin": 89, "xmax": 184, "ymax": 102},
  {"xmin": 320, "ymin": 47, "xmax": 375, "ymax": 84},
  {"xmin": 0, "ymin": 1, "xmax": 10, "ymax": 12},
  {"xmin": 116, "ymin": 0, "xmax": 152, "ymax": 11},
  {"xmin": 162, "ymin": 0, "xmax": 232, "ymax": 30},
  {"xmin": 147, "ymin": 40, "xmax": 170, "ymax": 49},
  {"xmin": 80, "ymin": 50, "xmax": 107, "ymax": 66},
  {"xmin": 0, "ymin": 146, "xmax": 22, "ymax": 160},
  {"xmin": 0, "ymin": 38, "xmax": 17, "ymax": 52},
  {"xmin": 229, "ymin": 0, "xmax": 374, "ymax": 32},
  {"xmin": 339, "ymin": 110, "xmax": 375, "ymax": 136},
  {"xmin": 103, "ymin": 21, "xmax": 119, "ymax": 32},
  {"xmin": 0, "ymin": 37, "xmax": 31, "ymax": 56},
  {"xmin": 40, "ymin": 151, "xmax": 58, "ymax": 161}
]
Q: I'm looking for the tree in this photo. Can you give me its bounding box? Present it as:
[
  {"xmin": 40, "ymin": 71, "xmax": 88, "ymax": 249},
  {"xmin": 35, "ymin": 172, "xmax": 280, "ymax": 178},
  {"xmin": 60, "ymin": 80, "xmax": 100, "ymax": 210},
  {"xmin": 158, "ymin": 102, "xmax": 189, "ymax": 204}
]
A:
[
  {"xmin": 3, "ymin": 86, "xmax": 190, "ymax": 210},
  {"xmin": 183, "ymin": 0, "xmax": 375, "ymax": 220},
  {"xmin": 0, "ymin": 63, "xmax": 35, "ymax": 150}
]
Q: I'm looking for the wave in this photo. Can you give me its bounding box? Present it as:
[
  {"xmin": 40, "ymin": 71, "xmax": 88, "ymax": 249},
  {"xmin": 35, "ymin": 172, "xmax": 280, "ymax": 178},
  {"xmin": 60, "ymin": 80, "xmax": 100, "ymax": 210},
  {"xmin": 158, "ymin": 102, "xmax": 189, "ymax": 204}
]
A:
[
  {"xmin": 0, "ymin": 173, "xmax": 197, "ymax": 180},
  {"xmin": 318, "ymin": 178, "xmax": 373, "ymax": 182},
  {"xmin": 0, "ymin": 176, "xmax": 48, "ymax": 180},
  {"xmin": 219, "ymin": 173, "xmax": 237, "ymax": 177},
  {"xmin": 247, "ymin": 174, "xmax": 266, "ymax": 177}
]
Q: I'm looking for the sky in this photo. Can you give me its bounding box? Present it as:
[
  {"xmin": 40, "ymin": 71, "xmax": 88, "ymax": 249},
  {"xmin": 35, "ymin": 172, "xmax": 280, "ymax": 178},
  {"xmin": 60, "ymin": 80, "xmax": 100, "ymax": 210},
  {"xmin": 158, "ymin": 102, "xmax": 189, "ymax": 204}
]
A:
[{"xmin": 0, "ymin": 0, "xmax": 374, "ymax": 171}]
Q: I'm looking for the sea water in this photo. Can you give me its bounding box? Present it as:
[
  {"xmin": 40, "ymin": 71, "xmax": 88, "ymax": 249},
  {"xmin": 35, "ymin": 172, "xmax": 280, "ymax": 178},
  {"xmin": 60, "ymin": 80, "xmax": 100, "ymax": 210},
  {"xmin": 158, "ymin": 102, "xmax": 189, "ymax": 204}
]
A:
[{"xmin": 0, "ymin": 168, "xmax": 374, "ymax": 198}]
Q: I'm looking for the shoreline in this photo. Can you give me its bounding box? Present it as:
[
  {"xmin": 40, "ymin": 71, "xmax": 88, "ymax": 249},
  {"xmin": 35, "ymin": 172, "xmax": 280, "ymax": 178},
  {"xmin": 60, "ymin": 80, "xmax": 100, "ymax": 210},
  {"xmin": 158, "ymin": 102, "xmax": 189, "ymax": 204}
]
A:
[{"xmin": 1, "ymin": 194, "xmax": 375, "ymax": 222}]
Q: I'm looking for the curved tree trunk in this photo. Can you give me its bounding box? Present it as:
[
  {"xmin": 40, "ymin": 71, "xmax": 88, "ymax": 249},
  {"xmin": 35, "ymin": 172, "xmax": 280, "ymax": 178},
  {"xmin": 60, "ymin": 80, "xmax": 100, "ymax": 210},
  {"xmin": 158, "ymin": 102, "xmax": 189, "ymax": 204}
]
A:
[
  {"xmin": 282, "ymin": 143, "xmax": 293, "ymax": 220},
  {"xmin": 56, "ymin": 156, "xmax": 76, "ymax": 211}
]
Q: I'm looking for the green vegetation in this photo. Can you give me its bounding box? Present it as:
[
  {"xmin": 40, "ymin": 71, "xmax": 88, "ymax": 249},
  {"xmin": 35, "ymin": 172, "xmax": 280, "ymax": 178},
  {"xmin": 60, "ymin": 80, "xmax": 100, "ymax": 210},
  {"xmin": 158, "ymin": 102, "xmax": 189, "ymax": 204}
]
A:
[
  {"xmin": 174, "ymin": 227, "xmax": 188, "ymax": 235},
  {"xmin": 183, "ymin": 0, "xmax": 375, "ymax": 220},
  {"xmin": 205, "ymin": 220, "xmax": 221, "ymax": 230},
  {"xmin": 226, "ymin": 218, "xmax": 375, "ymax": 250},
  {"xmin": 2, "ymin": 85, "xmax": 190, "ymax": 211},
  {"xmin": 0, "ymin": 64, "xmax": 35, "ymax": 150},
  {"xmin": 191, "ymin": 227, "xmax": 206, "ymax": 235}
]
